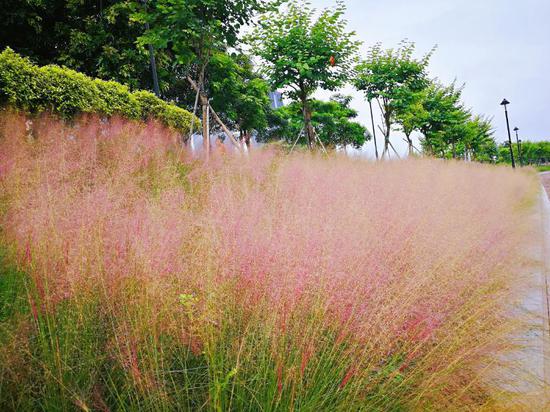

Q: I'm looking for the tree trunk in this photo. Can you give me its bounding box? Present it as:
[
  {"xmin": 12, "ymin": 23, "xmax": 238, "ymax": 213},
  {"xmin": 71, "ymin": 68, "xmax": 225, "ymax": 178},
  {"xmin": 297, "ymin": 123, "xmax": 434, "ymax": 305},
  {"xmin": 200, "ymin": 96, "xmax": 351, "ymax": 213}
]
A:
[
  {"xmin": 243, "ymin": 131, "xmax": 251, "ymax": 149},
  {"xmin": 187, "ymin": 76, "xmax": 242, "ymax": 151},
  {"xmin": 405, "ymin": 132, "xmax": 413, "ymax": 156},
  {"xmin": 301, "ymin": 97, "xmax": 315, "ymax": 149},
  {"xmin": 368, "ymin": 100, "xmax": 379, "ymax": 160},
  {"xmin": 200, "ymin": 93, "xmax": 210, "ymax": 160},
  {"xmin": 382, "ymin": 114, "xmax": 391, "ymax": 158}
]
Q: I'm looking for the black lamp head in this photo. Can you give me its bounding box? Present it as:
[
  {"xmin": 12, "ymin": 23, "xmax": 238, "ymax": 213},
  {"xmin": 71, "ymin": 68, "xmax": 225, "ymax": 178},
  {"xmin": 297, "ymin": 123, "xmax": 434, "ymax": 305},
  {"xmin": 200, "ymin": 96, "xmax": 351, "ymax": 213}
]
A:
[
  {"xmin": 500, "ymin": 98, "xmax": 510, "ymax": 106},
  {"xmin": 513, "ymin": 127, "xmax": 519, "ymax": 132}
]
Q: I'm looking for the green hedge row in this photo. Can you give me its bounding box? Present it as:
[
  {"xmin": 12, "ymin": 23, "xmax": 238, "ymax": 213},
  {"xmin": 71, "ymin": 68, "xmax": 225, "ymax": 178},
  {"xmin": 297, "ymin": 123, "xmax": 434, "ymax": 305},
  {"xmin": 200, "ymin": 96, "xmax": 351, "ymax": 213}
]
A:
[{"xmin": 0, "ymin": 47, "xmax": 198, "ymax": 135}]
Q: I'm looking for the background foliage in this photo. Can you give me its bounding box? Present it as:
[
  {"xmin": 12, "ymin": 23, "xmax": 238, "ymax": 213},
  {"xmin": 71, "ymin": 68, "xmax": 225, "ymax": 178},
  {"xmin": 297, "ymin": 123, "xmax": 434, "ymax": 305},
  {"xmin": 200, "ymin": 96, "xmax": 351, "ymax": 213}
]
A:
[
  {"xmin": 250, "ymin": 0, "xmax": 360, "ymax": 147},
  {"xmin": 263, "ymin": 95, "xmax": 368, "ymax": 148}
]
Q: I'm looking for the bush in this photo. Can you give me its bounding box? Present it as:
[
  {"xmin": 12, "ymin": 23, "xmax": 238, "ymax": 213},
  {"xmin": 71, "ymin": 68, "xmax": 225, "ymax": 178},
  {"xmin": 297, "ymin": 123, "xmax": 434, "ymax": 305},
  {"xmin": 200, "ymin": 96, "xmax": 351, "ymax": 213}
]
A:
[
  {"xmin": 0, "ymin": 47, "xmax": 198, "ymax": 134},
  {"xmin": 133, "ymin": 90, "xmax": 166, "ymax": 120},
  {"xmin": 39, "ymin": 64, "xmax": 98, "ymax": 118},
  {"xmin": 94, "ymin": 79, "xmax": 141, "ymax": 120},
  {"xmin": 0, "ymin": 48, "xmax": 43, "ymax": 111}
]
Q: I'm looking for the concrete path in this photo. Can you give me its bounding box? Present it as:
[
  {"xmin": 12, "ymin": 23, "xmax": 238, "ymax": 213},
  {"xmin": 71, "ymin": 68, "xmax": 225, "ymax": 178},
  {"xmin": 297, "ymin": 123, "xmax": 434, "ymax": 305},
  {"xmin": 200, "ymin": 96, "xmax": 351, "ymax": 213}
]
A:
[
  {"xmin": 540, "ymin": 171, "xmax": 550, "ymax": 192},
  {"xmin": 518, "ymin": 176, "xmax": 550, "ymax": 409},
  {"xmin": 531, "ymin": 185, "xmax": 550, "ymax": 404},
  {"xmin": 537, "ymin": 175, "xmax": 550, "ymax": 392},
  {"xmin": 489, "ymin": 179, "xmax": 550, "ymax": 410}
]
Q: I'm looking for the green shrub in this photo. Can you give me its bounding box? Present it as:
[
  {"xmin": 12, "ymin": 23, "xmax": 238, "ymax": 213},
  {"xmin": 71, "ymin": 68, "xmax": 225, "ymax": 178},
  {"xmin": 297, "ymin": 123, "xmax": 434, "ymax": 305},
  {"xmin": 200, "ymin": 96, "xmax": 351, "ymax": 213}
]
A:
[
  {"xmin": 94, "ymin": 79, "xmax": 141, "ymax": 120},
  {"xmin": 39, "ymin": 64, "xmax": 97, "ymax": 118},
  {"xmin": 0, "ymin": 48, "xmax": 43, "ymax": 111},
  {"xmin": 133, "ymin": 90, "xmax": 165, "ymax": 120},
  {"xmin": 0, "ymin": 47, "xmax": 198, "ymax": 134}
]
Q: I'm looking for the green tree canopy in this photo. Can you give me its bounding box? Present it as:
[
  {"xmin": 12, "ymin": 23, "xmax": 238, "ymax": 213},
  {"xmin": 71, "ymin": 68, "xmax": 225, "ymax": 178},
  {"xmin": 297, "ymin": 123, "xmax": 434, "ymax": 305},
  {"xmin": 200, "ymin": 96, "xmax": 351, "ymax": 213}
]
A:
[
  {"xmin": 262, "ymin": 95, "xmax": 368, "ymax": 149},
  {"xmin": 394, "ymin": 90, "xmax": 428, "ymax": 155},
  {"xmin": 419, "ymin": 81, "xmax": 468, "ymax": 157},
  {"xmin": 135, "ymin": 0, "xmax": 278, "ymax": 151},
  {"xmin": 416, "ymin": 81, "xmax": 496, "ymax": 161},
  {"xmin": 461, "ymin": 115, "xmax": 496, "ymax": 162},
  {"xmin": 0, "ymin": 0, "xmax": 170, "ymax": 91},
  {"xmin": 208, "ymin": 52, "xmax": 272, "ymax": 146},
  {"xmin": 136, "ymin": 0, "xmax": 278, "ymax": 76},
  {"xmin": 499, "ymin": 140, "xmax": 550, "ymax": 165},
  {"xmin": 354, "ymin": 41, "xmax": 432, "ymax": 158},
  {"xmin": 250, "ymin": 0, "xmax": 360, "ymax": 148}
]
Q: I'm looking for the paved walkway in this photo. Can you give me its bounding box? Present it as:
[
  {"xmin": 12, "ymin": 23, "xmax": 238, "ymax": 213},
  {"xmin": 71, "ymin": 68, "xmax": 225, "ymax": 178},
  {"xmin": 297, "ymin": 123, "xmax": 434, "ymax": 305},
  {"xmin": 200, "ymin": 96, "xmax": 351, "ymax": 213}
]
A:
[
  {"xmin": 537, "ymin": 174, "xmax": 550, "ymax": 381},
  {"xmin": 537, "ymin": 171, "xmax": 550, "ymax": 359},
  {"xmin": 489, "ymin": 178, "xmax": 550, "ymax": 410},
  {"xmin": 539, "ymin": 171, "xmax": 550, "ymax": 193},
  {"xmin": 531, "ymin": 182, "xmax": 550, "ymax": 405}
]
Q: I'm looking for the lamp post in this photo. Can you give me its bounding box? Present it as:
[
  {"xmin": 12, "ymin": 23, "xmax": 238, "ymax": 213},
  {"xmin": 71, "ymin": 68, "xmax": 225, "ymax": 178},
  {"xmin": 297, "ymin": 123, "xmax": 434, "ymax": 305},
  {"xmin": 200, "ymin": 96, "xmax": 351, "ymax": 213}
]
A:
[
  {"xmin": 500, "ymin": 99, "xmax": 515, "ymax": 169},
  {"xmin": 513, "ymin": 127, "xmax": 523, "ymax": 166}
]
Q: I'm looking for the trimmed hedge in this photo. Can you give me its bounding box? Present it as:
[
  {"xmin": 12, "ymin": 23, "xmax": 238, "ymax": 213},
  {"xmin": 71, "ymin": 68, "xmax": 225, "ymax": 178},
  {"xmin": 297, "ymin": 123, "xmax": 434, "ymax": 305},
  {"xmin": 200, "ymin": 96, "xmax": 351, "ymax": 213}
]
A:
[{"xmin": 0, "ymin": 47, "xmax": 198, "ymax": 134}]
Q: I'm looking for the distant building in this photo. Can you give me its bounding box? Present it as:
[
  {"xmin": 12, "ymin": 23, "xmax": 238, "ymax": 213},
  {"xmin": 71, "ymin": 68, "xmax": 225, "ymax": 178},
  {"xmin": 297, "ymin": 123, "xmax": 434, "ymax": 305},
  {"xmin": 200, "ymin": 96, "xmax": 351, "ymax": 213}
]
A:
[{"xmin": 269, "ymin": 91, "xmax": 284, "ymax": 109}]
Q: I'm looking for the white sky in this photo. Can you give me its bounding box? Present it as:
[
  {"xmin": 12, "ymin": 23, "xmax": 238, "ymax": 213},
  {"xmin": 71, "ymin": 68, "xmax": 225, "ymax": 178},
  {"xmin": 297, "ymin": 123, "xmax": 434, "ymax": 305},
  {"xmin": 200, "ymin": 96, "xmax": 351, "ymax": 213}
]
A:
[{"xmin": 307, "ymin": 0, "xmax": 550, "ymax": 157}]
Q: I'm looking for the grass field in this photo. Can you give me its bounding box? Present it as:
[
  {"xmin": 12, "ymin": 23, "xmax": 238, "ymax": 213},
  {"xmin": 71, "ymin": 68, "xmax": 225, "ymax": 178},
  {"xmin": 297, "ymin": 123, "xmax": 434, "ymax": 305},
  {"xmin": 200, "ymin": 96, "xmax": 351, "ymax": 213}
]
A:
[{"xmin": 0, "ymin": 111, "xmax": 544, "ymax": 410}]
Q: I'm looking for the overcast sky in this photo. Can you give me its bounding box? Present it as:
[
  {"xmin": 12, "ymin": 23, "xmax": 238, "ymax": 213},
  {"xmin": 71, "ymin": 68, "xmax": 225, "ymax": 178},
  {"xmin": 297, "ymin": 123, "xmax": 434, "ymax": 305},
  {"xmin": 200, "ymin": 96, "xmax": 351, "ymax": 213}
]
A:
[{"xmin": 308, "ymin": 0, "xmax": 550, "ymax": 157}]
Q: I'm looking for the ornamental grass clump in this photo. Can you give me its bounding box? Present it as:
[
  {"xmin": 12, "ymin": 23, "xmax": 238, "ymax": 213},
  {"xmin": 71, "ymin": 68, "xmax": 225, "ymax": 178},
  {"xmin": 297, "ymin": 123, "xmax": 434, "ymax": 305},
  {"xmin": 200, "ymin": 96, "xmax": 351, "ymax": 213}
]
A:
[{"xmin": 0, "ymin": 111, "xmax": 544, "ymax": 410}]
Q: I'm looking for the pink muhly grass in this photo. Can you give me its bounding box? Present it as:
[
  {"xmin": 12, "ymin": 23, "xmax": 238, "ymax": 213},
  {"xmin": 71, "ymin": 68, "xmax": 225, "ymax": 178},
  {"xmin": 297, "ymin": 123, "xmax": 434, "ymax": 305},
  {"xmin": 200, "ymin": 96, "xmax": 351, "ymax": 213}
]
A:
[
  {"xmin": 340, "ymin": 366, "xmax": 356, "ymax": 389},
  {"xmin": 0, "ymin": 111, "xmax": 543, "ymax": 409}
]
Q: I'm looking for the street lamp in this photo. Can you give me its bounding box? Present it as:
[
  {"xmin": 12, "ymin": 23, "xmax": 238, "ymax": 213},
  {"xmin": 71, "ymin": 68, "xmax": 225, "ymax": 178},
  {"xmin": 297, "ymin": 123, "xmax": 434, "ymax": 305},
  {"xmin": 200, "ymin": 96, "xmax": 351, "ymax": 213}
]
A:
[
  {"xmin": 513, "ymin": 127, "xmax": 523, "ymax": 166},
  {"xmin": 500, "ymin": 99, "xmax": 515, "ymax": 169}
]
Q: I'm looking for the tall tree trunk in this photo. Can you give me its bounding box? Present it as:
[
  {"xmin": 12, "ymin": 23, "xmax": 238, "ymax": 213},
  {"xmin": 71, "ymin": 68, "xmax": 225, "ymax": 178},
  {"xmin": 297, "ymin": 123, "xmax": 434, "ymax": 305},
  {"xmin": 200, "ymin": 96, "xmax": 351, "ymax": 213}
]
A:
[
  {"xmin": 405, "ymin": 132, "xmax": 413, "ymax": 156},
  {"xmin": 243, "ymin": 131, "xmax": 251, "ymax": 149},
  {"xmin": 382, "ymin": 113, "xmax": 391, "ymax": 158},
  {"xmin": 200, "ymin": 92, "xmax": 209, "ymax": 160},
  {"xmin": 187, "ymin": 76, "xmax": 242, "ymax": 151},
  {"xmin": 368, "ymin": 100, "xmax": 379, "ymax": 160},
  {"xmin": 301, "ymin": 96, "xmax": 315, "ymax": 149}
]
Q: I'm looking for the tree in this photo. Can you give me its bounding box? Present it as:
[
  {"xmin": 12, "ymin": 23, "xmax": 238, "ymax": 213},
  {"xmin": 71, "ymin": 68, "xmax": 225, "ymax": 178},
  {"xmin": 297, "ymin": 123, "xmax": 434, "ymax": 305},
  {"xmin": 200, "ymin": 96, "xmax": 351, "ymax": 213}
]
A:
[
  {"xmin": 438, "ymin": 108, "xmax": 472, "ymax": 159},
  {"xmin": 261, "ymin": 95, "xmax": 368, "ymax": 149},
  {"xmin": 418, "ymin": 81, "xmax": 465, "ymax": 157},
  {"xmin": 354, "ymin": 41, "xmax": 432, "ymax": 158},
  {"xmin": 499, "ymin": 141, "xmax": 550, "ymax": 165},
  {"xmin": 394, "ymin": 90, "xmax": 428, "ymax": 155},
  {"xmin": 0, "ymin": 0, "xmax": 168, "ymax": 91},
  {"xmin": 208, "ymin": 52, "xmax": 272, "ymax": 148},
  {"xmin": 417, "ymin": 81, "xmax": 496, "ymax": 161},
  {"xmin": 461, "ymin": 115, "xmax": 496, "ymax": 162},
  {"xmin": 250, "ymin": 0, "xmax": 360, "ymax": 149},
  {"xmin": 136, "ymin": 0, "xmax": 277, "ymax": 154}
]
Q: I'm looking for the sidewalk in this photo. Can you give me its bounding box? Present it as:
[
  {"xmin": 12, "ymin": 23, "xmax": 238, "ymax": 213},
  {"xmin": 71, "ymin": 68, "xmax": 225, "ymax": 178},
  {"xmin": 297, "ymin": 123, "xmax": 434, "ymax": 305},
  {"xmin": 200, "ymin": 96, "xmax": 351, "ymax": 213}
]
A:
[
  {"xmin": 488, "ymin": 181, "xmax": 550, "ymax": 410},
  {"xmin": 537, "ymin": 179, "xmax": 550, "ymax": 394},
  {"xmin": 539, "ymin": 171, "xmax": 550, "ymax": 193}
]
